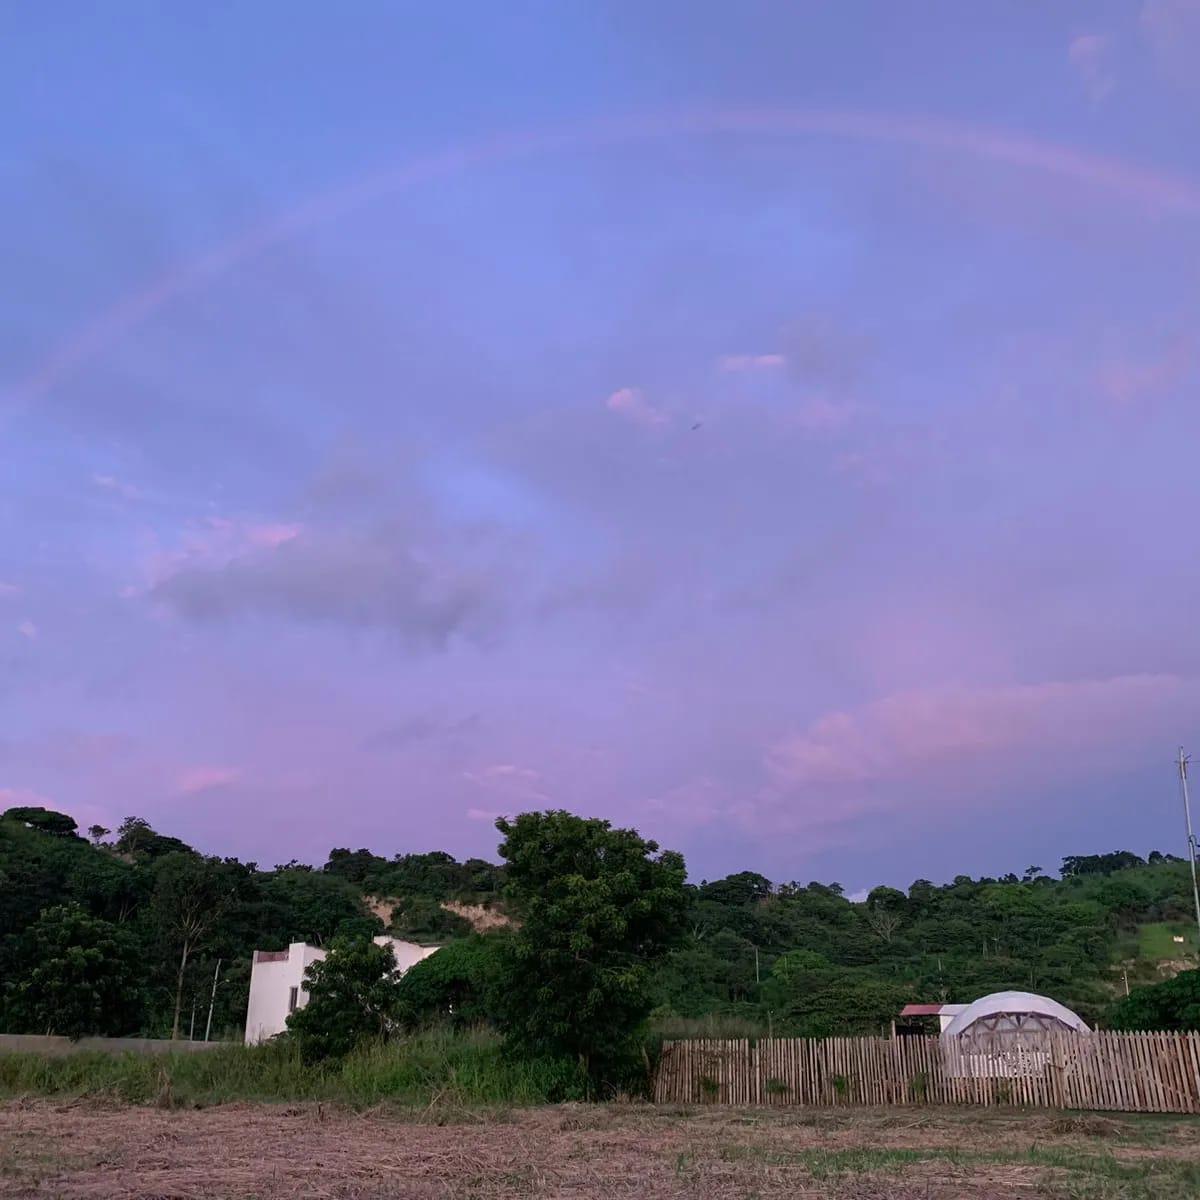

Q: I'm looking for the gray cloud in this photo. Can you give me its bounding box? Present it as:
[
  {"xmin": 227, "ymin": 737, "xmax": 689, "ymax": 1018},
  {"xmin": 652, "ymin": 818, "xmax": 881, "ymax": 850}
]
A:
[
  {"xmin": 783, "ymin": 315, "xmax": 869, "ymax": 394},
  {"xmin": 153, "ymin": 528, "xmax": 501, "ymax": 645},
  {"xmin": 362, "ymin": 712, "xmax": 480, "ymax": 751}
]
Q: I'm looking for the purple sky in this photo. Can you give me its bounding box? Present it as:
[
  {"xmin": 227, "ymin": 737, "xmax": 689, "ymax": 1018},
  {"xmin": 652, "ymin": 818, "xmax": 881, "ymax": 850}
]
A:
[{"xmin": 4, "ymin": 2, "xmax": 1200, "ymax": 891}]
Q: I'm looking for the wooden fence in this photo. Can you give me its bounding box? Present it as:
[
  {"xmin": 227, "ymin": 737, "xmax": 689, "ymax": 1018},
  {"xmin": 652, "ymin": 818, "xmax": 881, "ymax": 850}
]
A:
[{"xmin": 654, "ymin": 1032, "xmax": 1200, "ymax": 1113}]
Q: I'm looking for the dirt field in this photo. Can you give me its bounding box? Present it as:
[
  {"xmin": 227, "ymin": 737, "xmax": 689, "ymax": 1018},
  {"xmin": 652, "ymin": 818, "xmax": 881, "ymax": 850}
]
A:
[{"xmin": 1, "ymin": 1100, "xmax": 1198, "ymax": 1199}]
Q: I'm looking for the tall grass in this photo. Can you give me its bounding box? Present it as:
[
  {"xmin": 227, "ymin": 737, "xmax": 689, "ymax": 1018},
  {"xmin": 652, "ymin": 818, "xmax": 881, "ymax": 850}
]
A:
[
  {"xmin": 0, "ymin": 1028, "xmax": 585, "ymax": 1108},
  {"xmin": 652, "ymin": 1012, "xmax": 769, "ymax": 1040}
]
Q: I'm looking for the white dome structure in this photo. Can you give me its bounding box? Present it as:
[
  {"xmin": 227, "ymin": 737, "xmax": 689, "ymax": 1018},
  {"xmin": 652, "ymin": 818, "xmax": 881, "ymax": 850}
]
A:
[
  {"xmin": 942, "ymin": 990, "xmax": 1090, "ymax": 1045},
  {"xmin": 940, "ymin": 991, "xmax": 1089, "ymax": 1077}
]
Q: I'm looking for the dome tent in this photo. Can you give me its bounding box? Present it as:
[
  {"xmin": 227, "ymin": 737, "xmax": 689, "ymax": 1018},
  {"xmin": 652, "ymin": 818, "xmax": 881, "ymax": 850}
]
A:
[
  {"xmin": 940, "ymin": 990, "xmax": 1089, "ymax": 1076},
  {"xmin": 941, "ymin": 990, "xmax": 1090, "ymax": 1047}
]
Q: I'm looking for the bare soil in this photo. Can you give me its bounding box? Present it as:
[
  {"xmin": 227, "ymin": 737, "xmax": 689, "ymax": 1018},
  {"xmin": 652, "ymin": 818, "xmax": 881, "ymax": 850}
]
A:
[{"xmin": 1, "ymin": 1100, "xmax": 1197, "ymax": 1198}]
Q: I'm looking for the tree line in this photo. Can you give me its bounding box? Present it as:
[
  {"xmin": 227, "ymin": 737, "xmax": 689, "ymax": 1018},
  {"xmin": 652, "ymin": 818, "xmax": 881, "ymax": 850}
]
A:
[{"xmin": 2, "ymin": 802, "xmax": 1198, "ymax": 1080}]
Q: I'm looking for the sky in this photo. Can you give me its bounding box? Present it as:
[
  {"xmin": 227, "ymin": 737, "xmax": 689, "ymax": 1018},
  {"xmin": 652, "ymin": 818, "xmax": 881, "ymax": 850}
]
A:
[{"xmin": 4, "ymin": 1, "xmax": 1200, "ymax": 891}]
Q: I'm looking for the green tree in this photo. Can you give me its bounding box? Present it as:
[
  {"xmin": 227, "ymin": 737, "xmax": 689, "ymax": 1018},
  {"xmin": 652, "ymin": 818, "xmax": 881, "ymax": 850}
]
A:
[
  {"xmin": 1, "ymin": 904, "xmax": 143, "ymax": 1037},
  {"xmin": 116, "ymin": 816, "xmax": 194, "ymax": 860},
  {"xmin": 697, "ymin": 871, "xmax": 773, "ymax": 907},
  {"xmin": 387, "ymin": 894, "xmax": 472, "ymax": 942},
  {"xmin": 260, "ymin": 868, "xmax": 379, "ymax": 946},
  {"xmin": 769, "ymin": 965, "xmax": 912, "ymax": 1037},
  {"xmin": 1110, "ymin": 970, "xmax": 1200, "ymax": 1032},
  {"xmin": 395, "ymin": 934, "xmax": 506, "ymax": 1028},
  {"xmin": 2, "ymin": 806, "xmax": 78, "ymax": 837},
  {"xmin": 864, "ymin": 886, "xmax": 907, "ymax": 944},
  {"xmin": 286, "ymin": 936, "xmax": 400, "ymax": 1060},
  {"xmin": 1061, "ymin": 851, "xmax": 1146, "ymax": 878},
  {"xmin": 322, "ymin": 847, "xmax": 387, "ymax": 884},
  {"xmin": 152, "ymin": 854, "xmax": 242, "ymax": 1038},
  {"xmin": 493, "ymin": 810, "xmax": 687, "ymax": 1088}
]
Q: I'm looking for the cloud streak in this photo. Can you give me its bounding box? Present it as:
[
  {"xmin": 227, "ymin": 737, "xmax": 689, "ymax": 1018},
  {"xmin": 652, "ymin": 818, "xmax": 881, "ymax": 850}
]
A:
[
  {"xmin": 1068, "ymin": 34, "xmax": 1114, "ymax": 102},
  {"xmin": 174, "ymin": 766, "xmax": 242, "ymax": 796},
  {"xmin": 606, "ymin": 386, "xmax": 668, "ymax": 427},
  {"xmin": 768, "ymin": 674, "xmax": 1191, "ymax": 788}
]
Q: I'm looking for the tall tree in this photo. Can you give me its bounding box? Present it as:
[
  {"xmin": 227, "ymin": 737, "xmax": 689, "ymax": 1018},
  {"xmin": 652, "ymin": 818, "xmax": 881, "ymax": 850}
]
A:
[
  {"xmin": 152, "ymin": 854, "xmax": 241, "ymax": 1038},
  {"xmin": 286, "ymin": 936, "xmax": 400, "ymax": 1060},
  {"xmin": 1, "ymin": 904, "xmax": 144, "ymax": 1037},
  {"xmin": 494, "ymin": 810, "xmax": 687, "ymax": 1087},
  {"xmin": 1110, "ymin": 970, "xmax": 1200, "ymax": 1032}
]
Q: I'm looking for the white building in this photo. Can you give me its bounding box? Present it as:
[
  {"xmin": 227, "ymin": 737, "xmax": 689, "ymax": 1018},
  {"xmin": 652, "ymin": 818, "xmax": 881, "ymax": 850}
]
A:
[
  {"xmin": 244, "ymin": 937, "xmax": 440, "ymax": 1045},
  {"xmin": 899, "ymin": 1003, "xmax": 968, "ymax": 1032}
]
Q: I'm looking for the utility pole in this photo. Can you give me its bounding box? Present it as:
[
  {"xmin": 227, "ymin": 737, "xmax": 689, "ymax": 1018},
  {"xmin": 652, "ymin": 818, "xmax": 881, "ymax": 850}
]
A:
[
  {"xmin": 203, "ymin": 959, "xmax": 222, "ymax": 1042},
  {"xmin": 1178, "ymin": 748, "xmax": 1200, "ymax": 942}
]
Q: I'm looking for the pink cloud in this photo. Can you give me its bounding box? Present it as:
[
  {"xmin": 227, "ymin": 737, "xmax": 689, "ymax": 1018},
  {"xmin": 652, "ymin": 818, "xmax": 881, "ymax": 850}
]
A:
[
  {"xmin": 140, "ymin": 516, "xmax": 305, "ymax": 590},
  {"xmin": 1067, "ymin": 34, "xmax": 1114, "ymax": 102},
  {"xmin": 768, "ymin": 674, "xmax": 1191, "ymax": 788},
  {"xmin": 174, "ymin": 765, "xmax": 242, "ymax": 795},
  {"xmin": 718, "ymin": 354, "xmax": 786, "ymax": 372},
  {"xmin": 605, "ymin": 387, "xmax": 668, "ymax": 428},
  {"xmin": 1095, "ymin": 337, "xmax": 1193, "ymax": 408},
  {"xmin": 463, "ymin": 762, "xmax": 549, "ymax": 801},
  {"xmin": 791, "ymin": 394, "xmax": 855, "ymax": 433},
  {"xmin": 246, "ymin": 523, "xmax": 303, "ymax": 548},
  {"xmin": 644, "ymin": 777, "xmax": 747, "ymax": 829},
  {"xmin": 91, "ymin": 473, "xmax": 142, "ymax": 501},
  {"xmin": 1141, "ymin": 1, "xmax": 1200, "ymax": 86},
  {"xmin": 0, "ymin": 786, "xmax": 56, "ymax": 809},
  {"xmin": 466, "ymin": 807, "xmax": 504, "ymax": 822},
  {"xmin": 0, "ymin": 582, "xmax": 20, "ymax": 596},
  {"xmin": 17, "ymin": 619, "xmax": 37, "ymax": 640}
]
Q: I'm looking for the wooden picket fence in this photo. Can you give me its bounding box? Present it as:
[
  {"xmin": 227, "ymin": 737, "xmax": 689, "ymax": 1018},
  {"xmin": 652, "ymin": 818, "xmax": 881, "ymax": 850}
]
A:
[{"xmin": 654, "ymin": 1032, "xmax": 1200, "ymax": 1113}]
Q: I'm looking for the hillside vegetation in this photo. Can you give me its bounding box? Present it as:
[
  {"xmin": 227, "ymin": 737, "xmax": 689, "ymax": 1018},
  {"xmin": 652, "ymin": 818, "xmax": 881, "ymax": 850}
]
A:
[{"xmin": 1, "ymin": 804, "xmax": 1197, "ymax": 1042}]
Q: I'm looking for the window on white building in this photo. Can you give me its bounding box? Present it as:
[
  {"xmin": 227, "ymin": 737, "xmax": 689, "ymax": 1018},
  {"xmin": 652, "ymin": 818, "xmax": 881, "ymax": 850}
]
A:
[{"xmin": 288, "ymin": 986, "xmax": 299, "ymax": 1013}]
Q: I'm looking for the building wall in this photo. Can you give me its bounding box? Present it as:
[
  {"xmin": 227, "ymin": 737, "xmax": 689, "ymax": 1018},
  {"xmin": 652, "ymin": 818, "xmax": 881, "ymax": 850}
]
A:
[
  {"xmin": 244, "ymin": 937, "xmax": 440, "ymax": 1045},
  {"xmin": 244, "ymin": 942, "xmax": 320, "ymax": 1046},
  {"xmin": 938, "ymin": 1005, "xmax": 967, "ymax": 1033}
]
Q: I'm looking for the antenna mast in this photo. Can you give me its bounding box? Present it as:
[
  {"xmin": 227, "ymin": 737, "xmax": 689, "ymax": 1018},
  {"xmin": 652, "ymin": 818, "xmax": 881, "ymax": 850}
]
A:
[{"xmin": 1177, "ymin": 748, "xmax": 1200, "ymax": 941}]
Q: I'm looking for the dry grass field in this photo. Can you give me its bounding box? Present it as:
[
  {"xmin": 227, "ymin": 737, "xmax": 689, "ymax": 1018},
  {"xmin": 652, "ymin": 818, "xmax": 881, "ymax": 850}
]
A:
[{"xmin": 1, "ymin": 1100, "xmax": 1198, "ymax": 1199}]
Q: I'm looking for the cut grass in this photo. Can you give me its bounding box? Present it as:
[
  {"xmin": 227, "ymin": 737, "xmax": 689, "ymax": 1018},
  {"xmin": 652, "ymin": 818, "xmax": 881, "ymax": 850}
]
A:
[
  {"xmin": 2, "ymin": 1100, "xmax": 1197, "ymax": 1199},
  {"xmin": 709, "ymin": 1139, "xmax": 1200, "ymax": 1193}
]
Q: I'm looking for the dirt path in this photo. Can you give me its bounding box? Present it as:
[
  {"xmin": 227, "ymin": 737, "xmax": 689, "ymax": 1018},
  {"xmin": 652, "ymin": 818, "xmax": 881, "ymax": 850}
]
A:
[{"xmin": 1, "ymin": 1100, "xmax": 1197, "ymax": 1198}]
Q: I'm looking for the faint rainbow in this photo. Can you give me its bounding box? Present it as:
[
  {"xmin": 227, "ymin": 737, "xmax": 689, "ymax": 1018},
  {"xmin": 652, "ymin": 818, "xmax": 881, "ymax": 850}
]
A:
[{"xmin": 12, "ymin": 106, "xmax": 1200, "ymax": 407}]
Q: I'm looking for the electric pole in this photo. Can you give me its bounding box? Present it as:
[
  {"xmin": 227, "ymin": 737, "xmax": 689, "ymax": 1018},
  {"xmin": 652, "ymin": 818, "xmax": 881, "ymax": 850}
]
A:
[
  {"xmin": 204, "ymin": 959, "xmax": 222, "ymax": 1042},
  {"xmin": 1177, "ymin": 748, "xmax": 1200, "ymax": 942}
]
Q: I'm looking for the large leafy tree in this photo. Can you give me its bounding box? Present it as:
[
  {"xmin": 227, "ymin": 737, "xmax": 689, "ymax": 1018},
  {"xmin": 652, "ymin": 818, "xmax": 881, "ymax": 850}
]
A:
[
  {"xmin": 1, "ymin": 904, "xmax": 144, "ymax": 1037},
  {"xmin": 2, "ymin": 806, "xmax": 79, "ymax": 837},
  {"xmin": 152, "ymin": 853, "xmax": 245, "ymax": 1038},
  {"xmin": 493, "ymin": 810, "xmax": 687, "ymax": 1087},
  {"xmin": 286, "ymin": 936, "xmax": 400, "ymax": 1060},
  {"xmin": 1110, "ymin": 969, "xmax": 1200, "ymax": 1032},
  {"xmin": 259, "ymin": 868, "xmax": 379, "ymax": 947},
  {"xmin": 116, "ymin": 816, "xmax": 194, "ymax": 860},
  {"xmin": 395, "ymin": 933, "xmax": 507, "ymax": 1029}
]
